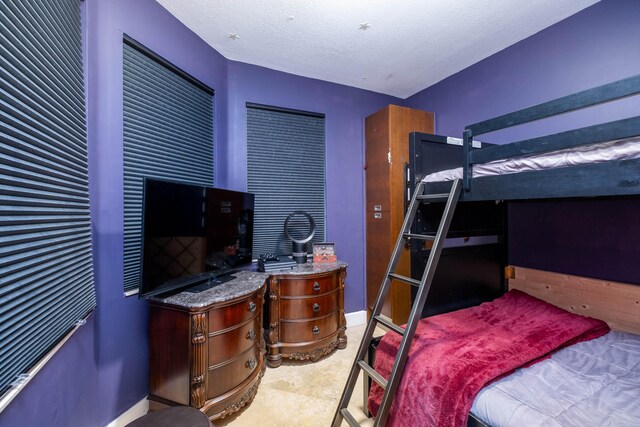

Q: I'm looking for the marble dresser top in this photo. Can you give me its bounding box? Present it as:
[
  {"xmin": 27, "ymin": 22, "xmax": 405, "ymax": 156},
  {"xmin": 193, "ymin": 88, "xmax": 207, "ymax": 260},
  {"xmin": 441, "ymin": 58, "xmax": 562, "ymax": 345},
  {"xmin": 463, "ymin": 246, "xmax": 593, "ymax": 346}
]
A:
[
  {"xmin": 148, "ymin": 270, "xmax": 269, "ymax": 309},
  {"xmin": 267, "ymin": 260, "xmax": 347, "ymax": 276}
]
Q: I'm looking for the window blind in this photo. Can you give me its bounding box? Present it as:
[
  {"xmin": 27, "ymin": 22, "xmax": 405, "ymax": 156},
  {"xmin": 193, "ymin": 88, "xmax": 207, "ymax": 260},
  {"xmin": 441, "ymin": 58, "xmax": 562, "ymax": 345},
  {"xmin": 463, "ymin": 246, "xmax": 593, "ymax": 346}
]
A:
[
  {"xmin": 0, "ymin": 0, "xmax": 95, "ymax": 397},
  {"xmin": 246, "ymin": 105, "xmax": 326, "ymax": 257},
  {"xmin": 122, "ymin": 37, "xmax": 214, "ymax": 294}
]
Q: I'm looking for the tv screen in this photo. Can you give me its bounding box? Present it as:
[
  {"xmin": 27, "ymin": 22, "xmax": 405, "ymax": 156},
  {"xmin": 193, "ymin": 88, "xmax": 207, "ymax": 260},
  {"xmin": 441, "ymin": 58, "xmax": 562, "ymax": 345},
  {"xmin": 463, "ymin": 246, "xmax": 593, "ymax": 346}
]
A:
[{"xmin": 139, "ymin": 178, "xmax": 254, "ymax": 298}]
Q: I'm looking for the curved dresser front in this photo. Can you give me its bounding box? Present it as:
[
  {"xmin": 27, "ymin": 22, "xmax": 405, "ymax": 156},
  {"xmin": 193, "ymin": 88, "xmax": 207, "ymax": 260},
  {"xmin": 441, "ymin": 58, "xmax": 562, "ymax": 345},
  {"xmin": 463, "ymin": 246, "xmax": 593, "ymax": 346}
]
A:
[
  {"xmin": 146, "ymin": 271, "xmax": 268, "ymax": 421},
  {"xmin": 265, "ymin": 262, "xmax": 348, "ymax": 368}
]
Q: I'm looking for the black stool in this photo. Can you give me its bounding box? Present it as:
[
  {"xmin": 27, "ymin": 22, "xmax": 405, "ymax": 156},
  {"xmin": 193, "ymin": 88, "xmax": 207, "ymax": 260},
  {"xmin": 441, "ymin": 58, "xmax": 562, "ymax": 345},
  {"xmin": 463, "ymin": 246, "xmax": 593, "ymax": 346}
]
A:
[{"xmin": 126, "ymin": 406, "xmax": 212, "ymax": 427}]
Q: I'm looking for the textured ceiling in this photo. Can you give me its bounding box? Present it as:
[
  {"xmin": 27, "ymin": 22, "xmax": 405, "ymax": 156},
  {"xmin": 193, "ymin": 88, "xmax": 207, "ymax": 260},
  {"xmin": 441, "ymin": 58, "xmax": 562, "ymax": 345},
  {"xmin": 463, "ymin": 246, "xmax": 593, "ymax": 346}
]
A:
[{"xmin": 155, "ymin": 0, "xmax": 599, "ymax": 98}]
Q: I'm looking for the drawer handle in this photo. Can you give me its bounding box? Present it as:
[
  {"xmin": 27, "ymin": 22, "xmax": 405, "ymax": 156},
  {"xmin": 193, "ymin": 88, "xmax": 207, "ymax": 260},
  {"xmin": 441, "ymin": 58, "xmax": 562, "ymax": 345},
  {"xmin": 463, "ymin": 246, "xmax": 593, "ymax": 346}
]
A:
[
  {"xmin": 246, "ymin": 329, "xmax": 256, "ymax": 341},
  {"xmin": 313, "ymin": 282, "xmax": 321, "ymax": 292},
  {"xmin": 246, "ymin": 358, "xmax": 257, "ymax": 370},
  {"xmin": 312, "ymin": 326, "xmax": 320, "ymax": 335},
  {"xmin": 248, "ymin": 302, "xmax": 257, "ymax": 312},
  {"xmin": 312, "ymin": 303, "xmax": 320, "ymax": 313}
]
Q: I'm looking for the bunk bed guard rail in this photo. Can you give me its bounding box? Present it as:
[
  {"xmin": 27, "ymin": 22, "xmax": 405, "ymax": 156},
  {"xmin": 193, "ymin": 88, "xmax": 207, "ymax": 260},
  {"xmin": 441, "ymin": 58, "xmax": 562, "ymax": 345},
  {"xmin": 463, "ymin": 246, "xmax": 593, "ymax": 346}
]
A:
[{"xmin": 462, "ymin": 74, "xmax": 640, "ymax": 191}]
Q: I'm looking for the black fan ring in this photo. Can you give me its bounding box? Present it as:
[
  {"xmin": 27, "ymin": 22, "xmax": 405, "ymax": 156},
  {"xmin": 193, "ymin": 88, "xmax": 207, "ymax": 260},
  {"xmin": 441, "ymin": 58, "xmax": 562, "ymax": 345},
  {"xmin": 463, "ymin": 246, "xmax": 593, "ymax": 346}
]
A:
[{"xmin": 284, "ymin": 210, "xmax": 316, "ymax": 244}]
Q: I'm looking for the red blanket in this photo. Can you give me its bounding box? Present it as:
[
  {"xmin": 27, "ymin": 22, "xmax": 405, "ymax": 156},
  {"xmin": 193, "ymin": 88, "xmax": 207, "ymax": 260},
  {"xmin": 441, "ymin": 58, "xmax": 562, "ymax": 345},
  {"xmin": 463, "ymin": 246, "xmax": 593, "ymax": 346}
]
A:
[{"xmin": 368, "ymin": 290, "xmax": 609, "ymax": 427}]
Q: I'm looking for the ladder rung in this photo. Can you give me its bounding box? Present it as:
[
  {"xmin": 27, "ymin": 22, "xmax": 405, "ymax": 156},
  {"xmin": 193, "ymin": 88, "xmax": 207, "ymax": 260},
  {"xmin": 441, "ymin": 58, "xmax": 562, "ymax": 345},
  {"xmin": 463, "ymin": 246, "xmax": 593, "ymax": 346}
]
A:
[
  {"xmin": 340, "ymin": 408, "xmax": 360, "ymax": 427},
  {"xmin": 403, "ymin": 232, "xmax": 435, "ymax": 241},
  {"xmin": 416, "ymin": 193, "xmax": 449, "ymax": 202},
  {"xmin": 373, "ymin": 315, "xmax": 405, "ymax": 336},
  {"xmin": 357, "ymin": 360, "xmax": 388, "ymax": 389},
  {"xmin": 333, "ymin": 180, "xmax": 462, "ymax": 427},
  {"xmin": 388, "ymin": 273, "xmax": 420, "ymax": 287}
]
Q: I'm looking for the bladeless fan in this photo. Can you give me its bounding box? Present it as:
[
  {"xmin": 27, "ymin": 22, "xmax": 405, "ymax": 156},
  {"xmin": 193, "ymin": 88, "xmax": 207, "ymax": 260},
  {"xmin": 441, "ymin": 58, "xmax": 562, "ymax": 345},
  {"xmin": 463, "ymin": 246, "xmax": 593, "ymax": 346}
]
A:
[{"xmin": 284, "ymin": 210, "xmax": 315, "ymax": 264}]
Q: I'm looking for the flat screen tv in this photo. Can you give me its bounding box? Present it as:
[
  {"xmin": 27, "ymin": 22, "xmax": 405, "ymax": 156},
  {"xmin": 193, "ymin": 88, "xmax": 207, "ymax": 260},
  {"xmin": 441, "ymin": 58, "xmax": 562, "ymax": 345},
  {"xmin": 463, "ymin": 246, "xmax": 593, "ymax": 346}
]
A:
[{"xmin": 139, "ymin": 178, "xmax": 254, "ymax": 298}]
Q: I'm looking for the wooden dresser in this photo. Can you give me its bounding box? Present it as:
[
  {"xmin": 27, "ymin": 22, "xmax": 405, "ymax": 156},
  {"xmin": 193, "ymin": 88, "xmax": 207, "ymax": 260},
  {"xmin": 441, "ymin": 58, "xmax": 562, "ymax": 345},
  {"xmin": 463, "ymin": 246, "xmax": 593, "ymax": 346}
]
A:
[
  {"xmin": 265, "ymin": 262, "xmax": 347, "ymax": 367},
  {"xmin": 365, "ymin": 105, "xmax": 434, "ymax": 325},
  {"xmin": 147, "ymin": 271, "xmax": 269, "ymax": 421}
]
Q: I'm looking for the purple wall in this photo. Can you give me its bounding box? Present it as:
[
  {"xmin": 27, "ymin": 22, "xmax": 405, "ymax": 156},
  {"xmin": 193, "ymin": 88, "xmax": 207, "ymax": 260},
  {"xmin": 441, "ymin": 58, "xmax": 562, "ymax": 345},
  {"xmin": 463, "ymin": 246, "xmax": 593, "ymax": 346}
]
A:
[
  {"xmin": 0, "ymin": 0, "xmax": 397, "ymax": 426},
  {"xmin": 508, "ymin": 199, "xmax": 640, "ymax": 284},
  {"xmin": 408, "ymin": 0, "xmax": 640, "ymax": 143},
  {"xmin": 222, "ymin": 62, "xmax": 400, "ymax": 313},
  {"xmin": 406, "ymin": 0, "xmax": 640, "ymax": 283}
]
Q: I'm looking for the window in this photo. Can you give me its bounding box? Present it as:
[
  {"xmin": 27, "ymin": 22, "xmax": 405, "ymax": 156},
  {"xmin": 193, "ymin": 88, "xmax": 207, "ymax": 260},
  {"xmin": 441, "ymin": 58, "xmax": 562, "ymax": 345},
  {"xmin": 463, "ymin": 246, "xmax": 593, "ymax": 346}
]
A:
[
  {"xmin": 0, "ymin": 0, "xmax": 95, "ymax": 400},
  {"xmin": 122, "ymin": 37, "xmax": 214, "ymax": 294},
  {"xmin": 246, "ymin": 104, "xmax": 326, "ymax": 257}
]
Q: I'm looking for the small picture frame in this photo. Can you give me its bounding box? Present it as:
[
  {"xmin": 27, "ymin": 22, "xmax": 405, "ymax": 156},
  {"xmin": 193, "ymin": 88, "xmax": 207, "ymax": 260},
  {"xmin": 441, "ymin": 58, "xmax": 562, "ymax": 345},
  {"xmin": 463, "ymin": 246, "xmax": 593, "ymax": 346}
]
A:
[{"xmin": 312, "ymin": 242, "xmax": 337, "ymax": 263}]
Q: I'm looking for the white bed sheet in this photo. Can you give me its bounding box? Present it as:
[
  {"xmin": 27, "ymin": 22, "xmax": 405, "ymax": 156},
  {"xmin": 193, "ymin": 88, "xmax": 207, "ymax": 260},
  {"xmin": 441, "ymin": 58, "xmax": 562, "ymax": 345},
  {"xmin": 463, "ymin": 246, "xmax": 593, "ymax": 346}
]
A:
[
  {"xmin": 422, "ymin": 136, "xmax": 640, "ymax": 183},
  {"xmin": 470, "ymin": 330, "xmax": 640, "ymax": 427}
]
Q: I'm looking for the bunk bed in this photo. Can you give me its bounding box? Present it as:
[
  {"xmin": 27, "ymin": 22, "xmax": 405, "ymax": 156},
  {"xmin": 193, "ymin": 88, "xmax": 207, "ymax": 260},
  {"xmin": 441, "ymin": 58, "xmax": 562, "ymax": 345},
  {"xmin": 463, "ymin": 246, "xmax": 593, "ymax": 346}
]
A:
[
  {"xmin": 366, "ymin": 74, "xmax": 640, "ymax": 427},
  {"xmin": 422, "ymin": 74, "xmax": 640, "ymax": 201}
]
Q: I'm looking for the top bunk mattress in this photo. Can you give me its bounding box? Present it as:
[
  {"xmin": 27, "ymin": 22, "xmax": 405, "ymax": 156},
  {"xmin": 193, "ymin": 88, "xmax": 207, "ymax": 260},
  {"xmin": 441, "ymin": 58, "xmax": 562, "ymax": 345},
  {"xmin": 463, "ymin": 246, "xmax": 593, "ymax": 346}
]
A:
[{"xmin": 422, "ymin": 136, "xmax": 640, "ymax": 183}]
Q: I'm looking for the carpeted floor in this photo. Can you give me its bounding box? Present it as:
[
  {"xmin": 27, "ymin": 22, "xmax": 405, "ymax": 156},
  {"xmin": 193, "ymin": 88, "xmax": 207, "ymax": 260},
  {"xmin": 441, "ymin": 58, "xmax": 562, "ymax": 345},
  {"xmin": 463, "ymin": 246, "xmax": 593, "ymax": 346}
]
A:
[{"xmin": 215, "ymin": 323, "xmax": 375, "ymax": 427}]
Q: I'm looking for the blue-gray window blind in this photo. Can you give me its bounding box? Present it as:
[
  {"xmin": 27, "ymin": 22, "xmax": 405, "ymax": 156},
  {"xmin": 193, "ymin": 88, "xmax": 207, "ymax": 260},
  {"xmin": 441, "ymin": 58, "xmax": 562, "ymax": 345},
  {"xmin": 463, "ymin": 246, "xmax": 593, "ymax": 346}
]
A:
[
  {"xmin": 0, "ymin": 0, "xmax": 95, "ymax": 397},
  {"xmin": 123, "ymin": 37, "xmax": 214, "ymax": 293},
  {"xmin": 246, "ymin": 105, "xmax": 326, "ymax": 256}
]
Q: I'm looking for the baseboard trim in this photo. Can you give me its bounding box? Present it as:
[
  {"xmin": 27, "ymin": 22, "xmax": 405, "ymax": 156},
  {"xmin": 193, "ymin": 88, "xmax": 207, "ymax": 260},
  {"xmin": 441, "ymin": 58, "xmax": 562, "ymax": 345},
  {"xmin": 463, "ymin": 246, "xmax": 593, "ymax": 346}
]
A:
[
  {"xmin": 107, "ymin": 397, "xmax": 148, "ymax": 427},
  {"xmin": 346, "ymin": 310, "xmax": 366, "ymax": 328}
]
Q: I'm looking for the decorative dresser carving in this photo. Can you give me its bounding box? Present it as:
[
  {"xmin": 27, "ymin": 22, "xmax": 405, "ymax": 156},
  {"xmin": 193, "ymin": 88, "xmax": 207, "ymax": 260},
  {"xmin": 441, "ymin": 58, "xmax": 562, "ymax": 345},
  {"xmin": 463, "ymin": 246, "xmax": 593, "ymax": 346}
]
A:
[
  {"xmin": 265, "ymin": 262, "xmax": 347, "ymax": 368},
  {"xmin": 147, "ymin": 271, "xmax": 268, "ymax": 420}
]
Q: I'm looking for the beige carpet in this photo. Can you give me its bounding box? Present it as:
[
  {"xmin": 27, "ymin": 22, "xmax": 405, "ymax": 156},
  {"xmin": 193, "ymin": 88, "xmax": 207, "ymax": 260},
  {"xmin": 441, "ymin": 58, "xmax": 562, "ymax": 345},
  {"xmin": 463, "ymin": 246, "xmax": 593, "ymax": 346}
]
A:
[{"xmin": 216, "ymin": 324, "xmax": 375, "ymax": 427}]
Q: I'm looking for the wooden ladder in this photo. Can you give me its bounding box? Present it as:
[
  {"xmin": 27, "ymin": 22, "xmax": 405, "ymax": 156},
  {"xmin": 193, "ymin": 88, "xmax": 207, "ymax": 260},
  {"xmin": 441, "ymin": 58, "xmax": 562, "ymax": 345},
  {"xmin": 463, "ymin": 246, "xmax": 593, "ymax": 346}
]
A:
[{"xmin": 332, "ymin": 179, "xmax": 462, "ymax": 427}]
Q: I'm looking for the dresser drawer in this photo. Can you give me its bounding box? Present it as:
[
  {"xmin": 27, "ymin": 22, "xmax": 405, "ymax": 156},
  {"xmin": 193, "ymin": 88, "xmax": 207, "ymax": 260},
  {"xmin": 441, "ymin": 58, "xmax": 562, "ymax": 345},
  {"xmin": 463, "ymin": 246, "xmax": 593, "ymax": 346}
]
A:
[
  {"xmin": 208, "ymin": 316, "xmax": 261, "ymax": 366},
  {"xmin": 280, "ymin": 291, "xmax": 338, "ymax": 320},
  {"xmin": 207, "ymin": 345, "xmax": 260, "ymax": 398},
  {"xmin": 280, "ymin": 312, "xmax": 339, "ymax": 343},
  {"xmin": 208, "ymin": 291, "xmax": 261, "ymax": 331},
  {"xmin": 279, "ymin": 273, "xmax": 338, "ymax": 297}
]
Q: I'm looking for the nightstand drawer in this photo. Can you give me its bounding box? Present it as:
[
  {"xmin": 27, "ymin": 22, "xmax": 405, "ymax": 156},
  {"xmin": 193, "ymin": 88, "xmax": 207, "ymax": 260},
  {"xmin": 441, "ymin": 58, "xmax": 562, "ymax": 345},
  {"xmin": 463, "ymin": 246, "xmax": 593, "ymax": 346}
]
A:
[
  {"xmin": 208, "ymin": 316, "xmax": 261, "ymax": 366},
  {"xmin": 207, "ymin": 345, "xmax": 260, "ymax": 398},
  {"xmin": 280, "ymin": 291, "xmax": 338, "ymax": 320},
  {"xmin": 209, "ymin": 291, "xmax": 261, "ymax": 331},
  {"xmin": 280, "ymin": 312, "xmax": 339, "ymax": 343},
  {"xmin": 279, "ymin": 274, "xmax": 338, "ymax": 297}
]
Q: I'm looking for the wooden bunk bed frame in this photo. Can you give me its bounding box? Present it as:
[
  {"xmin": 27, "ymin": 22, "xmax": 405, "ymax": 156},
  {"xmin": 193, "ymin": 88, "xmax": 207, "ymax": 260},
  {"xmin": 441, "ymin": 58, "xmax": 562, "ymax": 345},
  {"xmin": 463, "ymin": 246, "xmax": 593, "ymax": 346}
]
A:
[{"xmin": 366, "ymin": 74, "xmax": 640, "ymax": 427}]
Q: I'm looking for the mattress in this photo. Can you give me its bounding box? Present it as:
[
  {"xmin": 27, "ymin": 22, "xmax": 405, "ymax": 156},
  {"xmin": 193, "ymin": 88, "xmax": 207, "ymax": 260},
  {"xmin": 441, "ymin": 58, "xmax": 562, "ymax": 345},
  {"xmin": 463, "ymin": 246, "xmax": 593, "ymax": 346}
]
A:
[
  {"xmin": 422, "ymin": 136, "xmax": 640, "ymax": 183},
  {"xmin": 470, "ymin": 330, "xmax": 640, "ymax": 427}
]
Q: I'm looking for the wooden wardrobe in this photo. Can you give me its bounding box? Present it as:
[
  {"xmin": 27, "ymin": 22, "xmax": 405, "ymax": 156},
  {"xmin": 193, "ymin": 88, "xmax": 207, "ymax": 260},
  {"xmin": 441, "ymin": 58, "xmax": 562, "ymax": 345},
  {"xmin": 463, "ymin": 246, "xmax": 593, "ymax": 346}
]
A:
[{"xmin": 365, "ymin": 105, "xmax": 434, "ymax": 324}]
